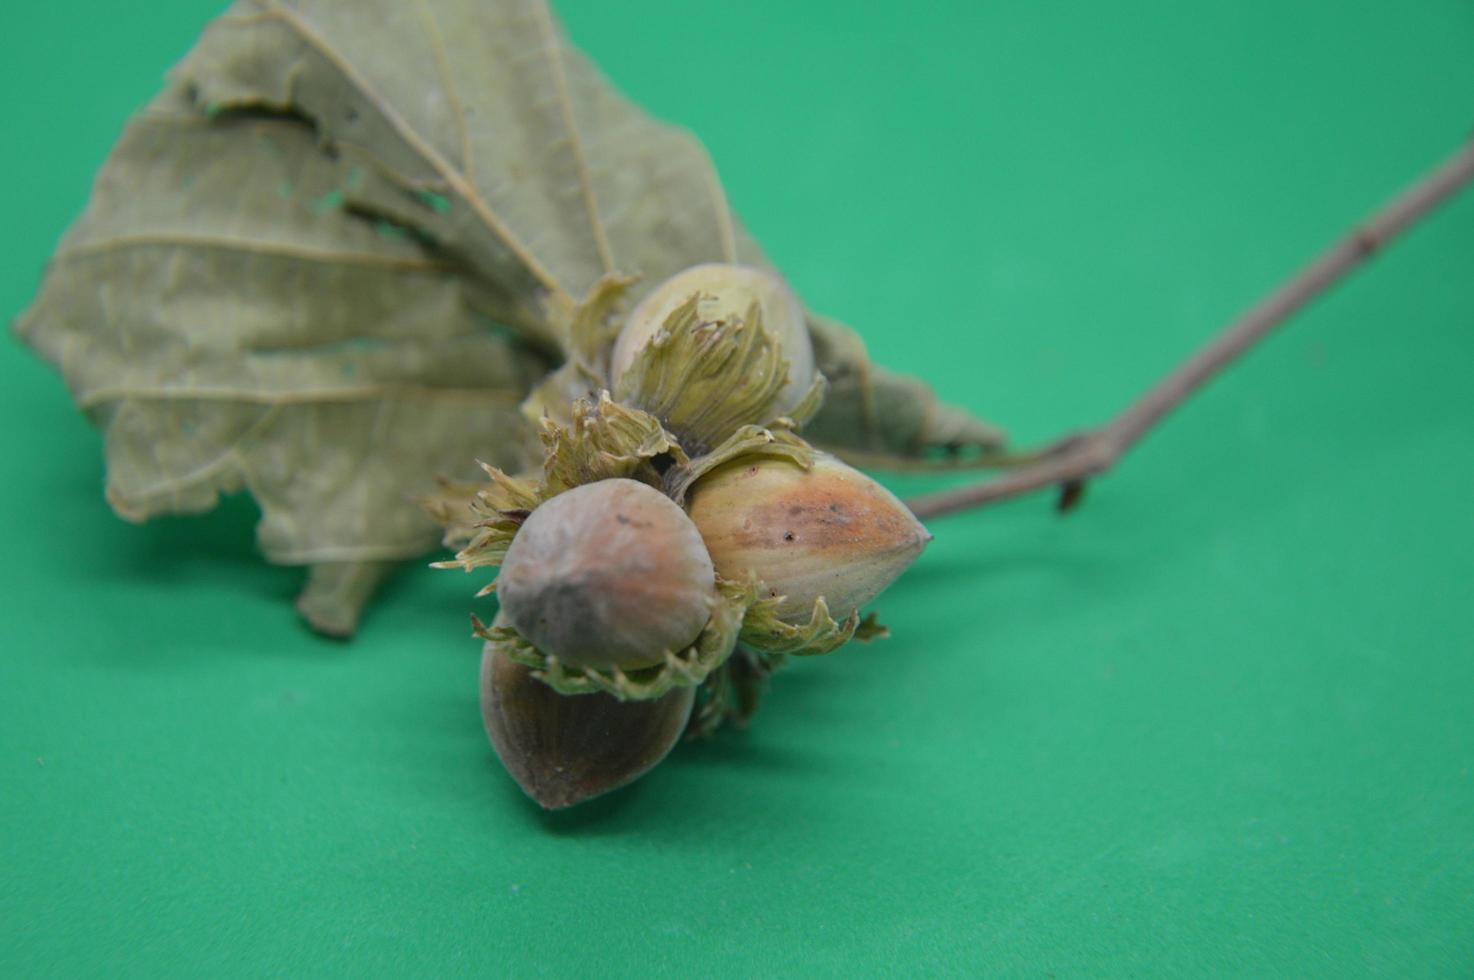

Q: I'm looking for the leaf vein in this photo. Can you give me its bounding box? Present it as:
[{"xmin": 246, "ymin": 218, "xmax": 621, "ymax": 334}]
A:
[
  {"xmin": 80, "ymin": 384, "xmax": 525, "ymax": 409},
  {"xmin": 242, "ymin": 2, "xmax": 572, "ymax": 306},
  {"xmin": 530, "ymin": 0, "xmax": 616, "ymax": 275},
  {"xmin": 55, "ymin": 232, "xmax": 444, "ymax": 272},
  {"xmin": 412, "ymin": 0, "xmax": 474, "ymax": 182}
]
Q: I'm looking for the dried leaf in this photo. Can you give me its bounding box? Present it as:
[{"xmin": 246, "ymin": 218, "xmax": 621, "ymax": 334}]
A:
[
  {"xmin": 15, "ymin": 88, "xmax": 546, "ymax": 634},
  {"xmin": 17, "ymin": 0, "xmax": 1005, "ymax": 632},
  {"xmin": 174, "ymin": 0, "xmax": 745, "ymax": 348},
  {"xmin": 173, "ymin": 0, "xmax": 1000, "ymax": 456},
  {"xmin": 805, "ymin": 314, "xmax": 1008, "ymax": 462}
]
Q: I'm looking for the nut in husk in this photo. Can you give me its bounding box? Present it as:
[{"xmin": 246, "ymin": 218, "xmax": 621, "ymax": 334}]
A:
[
  {"xmin": 611, "ymin": 264, "xmax": 820, "ymax": 449},
  {"xmin": 480, "ymin": 642, "xmax": 695, "ymax": 810},
  {"xmin": 497, "ymin": 478, "xmax": 717, "ymax": 671},
  {"xmin": 687, "ymin": 454, "xmax": 931, "ymax": 633}
]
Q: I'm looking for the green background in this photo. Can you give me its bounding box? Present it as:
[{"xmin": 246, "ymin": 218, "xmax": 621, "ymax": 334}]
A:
[{"xmin": 3, "ymin": 1, "xmax": 1471, "ymax": 975}]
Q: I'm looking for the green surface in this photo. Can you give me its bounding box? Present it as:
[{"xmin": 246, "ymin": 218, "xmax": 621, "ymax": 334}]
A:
[{"xmin": 3, "ymin": 1, "xmax": 1472, "ymax": 975}]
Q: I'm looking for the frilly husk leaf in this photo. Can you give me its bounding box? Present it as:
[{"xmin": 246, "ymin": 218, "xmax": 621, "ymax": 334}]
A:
[
  {"xmin": 540, "ymin": 392, "xmax": 686, "ymax": 494},
  {"xmin": 520, "ymin": 274, "xmax": 638, "ymax": 426},
  {"xmin": 425, "ymin": 462, "xmax": 541, "ymax": 576},
  {"xmin": 425, "ymin": 393, "xmax": 684, "ymax": 577},
  {"xmin": 739, "ymin": 588, "xmax": 860, "ymax": 658},
  {"xmin": 777, "ymin": 373, "xmax": 829, "ymax": 431},
  {"xmin": 685, "ymin": 645, "xmax": 783, "ymax": 740},
  {"xmin": 665, "ymin": 424, "xmax": 816, "ymax": 504},
  {"xmin": 475, "ymin": 578, "xmax": 750, "ymax": 700},
  {"xmin": 685, "ymin": 608, "xmax": 887, "ymax": 737},
  {"xmin": 613, "ymin": 297, "xmax": 795, "ymax": 452},
  {"xmin": 853, "ymin": 612, "xmax": 890, "ymax": 643}
]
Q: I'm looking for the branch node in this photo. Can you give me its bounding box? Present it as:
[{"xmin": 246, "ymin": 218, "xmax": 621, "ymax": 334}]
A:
[
  {"xmin": 1057, "ymin": 479, "xmax": 1087, "ymax": 514},
  {"xmin": 901, "ymin": 137, "xmax": 1474, "ymax": 523},
  {"xmin": 1352, "ymin": 226, "xmax": 1381, "ymax": 258}
]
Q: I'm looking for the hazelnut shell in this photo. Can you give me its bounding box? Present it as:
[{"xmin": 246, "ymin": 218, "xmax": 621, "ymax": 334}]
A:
[
  {"xmin": 497, "ymin": 478, "xmax": 717, "ymax": 669},
  {"xmin": 687, "ymin": 455, "xmax": 930, "ymax": 623},
  {"xmin": 480, "ymin": 643, "xmax": 695, "ymax": 809}
]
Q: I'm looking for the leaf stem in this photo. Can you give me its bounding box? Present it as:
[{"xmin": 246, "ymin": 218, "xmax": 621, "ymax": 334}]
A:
[{"xmin": 907, "ymin": 135, "xmax": 1474, "ymax": 521}]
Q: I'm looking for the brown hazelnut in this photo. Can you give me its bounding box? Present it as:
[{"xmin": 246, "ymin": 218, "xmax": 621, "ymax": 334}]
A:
[
  {"xmin": 497, "ymin": 478, "xmax": 717, "ymax": 669},
  {"xmin": 480, "ymin": 644, "xmax": 695, "ymax": 809}
]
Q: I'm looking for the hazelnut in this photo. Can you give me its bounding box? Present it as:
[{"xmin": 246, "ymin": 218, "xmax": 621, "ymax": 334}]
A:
[
  {"xmin": 497, "ymin": 478, "xmax": 717, "ymax": 669},
  {"xmin": 480, "ymin": 644, "xmax": 694, "ymax": 809},
  {"xmin": 611, "ymin": 263, "xmax": 816, "ymax": 421},
  {"xmin": 687, "ymin": 454, "xmax": 930, "ymax": 624}
]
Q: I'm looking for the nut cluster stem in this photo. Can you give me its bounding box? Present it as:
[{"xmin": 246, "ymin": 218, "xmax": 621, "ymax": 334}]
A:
[{"xmin": 907, "ymin": 135, "xmax": 1474, "ymax": 520}]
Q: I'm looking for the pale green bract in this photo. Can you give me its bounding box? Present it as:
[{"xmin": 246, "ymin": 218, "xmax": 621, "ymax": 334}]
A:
[{"xmin": 16, "ymin": 0, "xmax": 1002, "ymax": 634}]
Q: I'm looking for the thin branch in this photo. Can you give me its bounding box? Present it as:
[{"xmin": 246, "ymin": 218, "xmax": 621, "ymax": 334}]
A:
[
  {"xmin": 907, "ymin": 136, "xmax": 1474, "ymax": 521},
  {"xmin": 829, "ymin": 445, "xmax": 1042, "ymax": 474}
]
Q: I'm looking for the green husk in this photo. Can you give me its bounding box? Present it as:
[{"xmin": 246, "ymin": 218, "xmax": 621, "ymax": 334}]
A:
[
  {"xmin": 476, "ymin": 577, "xmax": 750, "ymax": 701},
  {"xmin": 614, "ymin": 297, "xmax": 792, "ymax": 452},
  {"xmin": 739, "ymin": 591, "xmax": 859, "ymax": 658},
  {"xmin": 428, "ymin": 320, "xmax": 880, "ymax": 698}
]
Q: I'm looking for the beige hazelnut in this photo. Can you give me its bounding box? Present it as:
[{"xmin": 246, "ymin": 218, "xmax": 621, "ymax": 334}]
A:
[{"xmin": 687, "ymin": 454, "xmax": 930, "ymax": 623}]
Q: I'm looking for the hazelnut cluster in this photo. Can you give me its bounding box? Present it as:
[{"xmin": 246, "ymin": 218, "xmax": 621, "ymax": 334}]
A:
[{"xmin": 430, "ymin": 264, "xmax": 930, "ymax": 808}]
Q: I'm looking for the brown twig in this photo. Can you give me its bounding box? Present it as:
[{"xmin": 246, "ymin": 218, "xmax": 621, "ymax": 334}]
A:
[{"xmin": 907, "ymin": 136, "xmax": 1474, "ymax": 521}]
